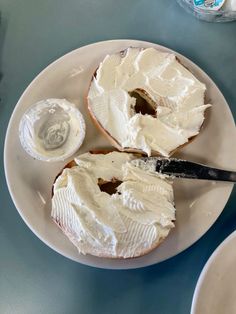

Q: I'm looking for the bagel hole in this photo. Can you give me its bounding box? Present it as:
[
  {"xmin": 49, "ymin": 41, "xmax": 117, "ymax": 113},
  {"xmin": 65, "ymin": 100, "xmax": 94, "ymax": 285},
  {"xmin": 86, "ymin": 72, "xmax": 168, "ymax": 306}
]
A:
[
  {"xmin": 98, "ymin": 178, "xmax": 122, "ymax": 195},
  {"xmin": 129, "ymin": 90, "xmax": 156, "ymax": 117}
]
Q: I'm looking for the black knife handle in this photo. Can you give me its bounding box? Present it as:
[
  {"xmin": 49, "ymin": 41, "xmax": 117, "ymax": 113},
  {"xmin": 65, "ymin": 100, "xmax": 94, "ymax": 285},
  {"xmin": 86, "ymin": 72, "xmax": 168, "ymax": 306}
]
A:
[{"xmin": 155, "ymin": 159, "xmax": 236, "ymax": 182}]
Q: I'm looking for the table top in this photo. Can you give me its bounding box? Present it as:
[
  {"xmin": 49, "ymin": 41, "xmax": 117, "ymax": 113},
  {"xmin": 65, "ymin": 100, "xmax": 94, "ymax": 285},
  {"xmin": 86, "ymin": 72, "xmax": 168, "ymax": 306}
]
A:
[{"xmin": 0, "ymin": 1, "xmax": 235, "ymax": 313}]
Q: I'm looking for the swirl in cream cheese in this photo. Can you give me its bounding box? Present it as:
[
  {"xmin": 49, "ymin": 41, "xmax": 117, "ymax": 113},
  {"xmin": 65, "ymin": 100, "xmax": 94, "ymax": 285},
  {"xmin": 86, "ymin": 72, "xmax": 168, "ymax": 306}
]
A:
[
  {"xmin": 51, "ymin": 152, "xmax": 175, "ymax": 258},
  {"xmin": 19, "ymin": 99, "xmax": 86, "ymax": 162},
  {"xmin": 88, "ymin": 48, "xmax": 211, "ymax": 156}
]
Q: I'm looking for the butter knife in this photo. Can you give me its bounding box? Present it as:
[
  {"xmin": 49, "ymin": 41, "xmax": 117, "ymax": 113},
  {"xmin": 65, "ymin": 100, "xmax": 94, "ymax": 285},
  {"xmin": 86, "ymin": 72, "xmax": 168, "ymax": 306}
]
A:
[{"xmin": 133, "ymin": 158, "xmax": 236, "ymax": 182}]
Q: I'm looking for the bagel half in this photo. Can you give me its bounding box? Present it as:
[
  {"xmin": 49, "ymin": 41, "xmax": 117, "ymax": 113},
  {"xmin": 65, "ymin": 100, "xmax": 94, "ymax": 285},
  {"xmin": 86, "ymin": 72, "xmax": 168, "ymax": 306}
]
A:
[
  {"xmin": 51, "ymin": 150, "xmax": 176, "ymax": 259},
  {"xmin": 87, "ymin": 47, "xmax": 211, "ymax": 157}
]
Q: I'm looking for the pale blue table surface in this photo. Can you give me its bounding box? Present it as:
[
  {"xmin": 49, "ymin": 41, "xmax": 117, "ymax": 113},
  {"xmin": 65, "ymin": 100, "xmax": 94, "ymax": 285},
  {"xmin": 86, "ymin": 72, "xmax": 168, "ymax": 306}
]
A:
[{"xmin": 0, "ymin": 1, "xmax": 236, "ymax": 313}]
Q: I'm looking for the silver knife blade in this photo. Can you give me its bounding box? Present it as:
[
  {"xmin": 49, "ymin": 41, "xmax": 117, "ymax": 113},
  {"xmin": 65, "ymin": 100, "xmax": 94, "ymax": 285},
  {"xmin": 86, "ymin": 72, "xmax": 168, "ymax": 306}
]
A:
[{"xmin": 132, "ymin": 158, "xmax": 236, "ymax": 182}]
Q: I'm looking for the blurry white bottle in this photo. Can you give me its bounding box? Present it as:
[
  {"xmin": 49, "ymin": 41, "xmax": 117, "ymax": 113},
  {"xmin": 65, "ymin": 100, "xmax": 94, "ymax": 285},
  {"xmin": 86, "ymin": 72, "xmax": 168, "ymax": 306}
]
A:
[
  {"xmin": 177, "ymin": 0, "xmax": 236, "ymax": 22},
  {"xmin": 223, "ymin": 0, "xmax": 236, "ymax": 10}
]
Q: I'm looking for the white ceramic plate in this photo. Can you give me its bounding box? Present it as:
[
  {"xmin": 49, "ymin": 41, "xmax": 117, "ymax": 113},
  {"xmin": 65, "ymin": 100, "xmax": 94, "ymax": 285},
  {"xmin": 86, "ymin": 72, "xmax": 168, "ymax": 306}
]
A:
[
  {"xmin": 4, "ymin": 39, "xmax": 235, "ymax": 269},
  {"xmin": 191, "ymin": 231, "xmax": 236, "ymax": 314}
]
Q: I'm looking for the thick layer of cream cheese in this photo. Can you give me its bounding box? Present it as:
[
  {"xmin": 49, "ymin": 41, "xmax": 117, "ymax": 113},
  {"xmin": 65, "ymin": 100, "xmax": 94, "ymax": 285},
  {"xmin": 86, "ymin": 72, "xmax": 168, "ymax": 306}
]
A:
[
  {"xmin": 88, "ymin": 48, "xmax": 211, "ymax": 156},
  {"xmin": 51, "ymin": 152, "xmax": 175, "ymax": 258}
]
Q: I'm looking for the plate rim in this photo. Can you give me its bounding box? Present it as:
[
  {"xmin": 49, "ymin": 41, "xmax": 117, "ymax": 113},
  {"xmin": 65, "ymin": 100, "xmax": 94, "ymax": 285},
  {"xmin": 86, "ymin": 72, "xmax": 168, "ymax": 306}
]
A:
[
  {"xmin": 191, "ymin": 230, "xmax": 236, "ymax": 314},
  {"xmin": 4, "ymin": 39, "xmax": 235, "ymax": 269}
]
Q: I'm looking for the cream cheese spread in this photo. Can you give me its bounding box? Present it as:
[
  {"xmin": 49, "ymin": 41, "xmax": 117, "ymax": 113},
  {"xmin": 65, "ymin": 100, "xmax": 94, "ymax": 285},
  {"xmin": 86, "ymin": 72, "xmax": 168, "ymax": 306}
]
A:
[
  {"xmin": 51, "ymin": 151, "xmax": 175, "ymax": 258},
  {"xmin": 19, "ymin": 99, "xmax": 86, "ymax": 162},
  {"xmin": 88, "ymin": 47, "xmax": 211, "ymax": 156}
]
